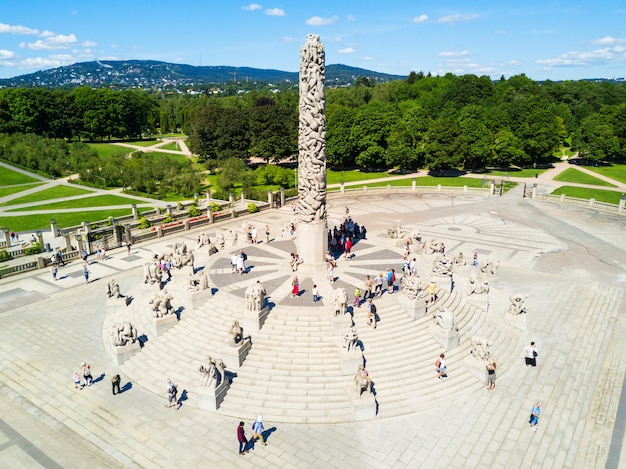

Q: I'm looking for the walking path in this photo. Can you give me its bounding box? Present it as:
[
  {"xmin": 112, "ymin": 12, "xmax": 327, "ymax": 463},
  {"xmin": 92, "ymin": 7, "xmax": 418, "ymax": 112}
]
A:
[{"xmin": 1, "ymin": 183, "xmax": 626, "ymax": 468}]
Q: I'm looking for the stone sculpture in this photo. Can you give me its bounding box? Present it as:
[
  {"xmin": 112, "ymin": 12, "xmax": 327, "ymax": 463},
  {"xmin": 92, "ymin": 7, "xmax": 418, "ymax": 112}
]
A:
[
  {"xmin": 228, "ymin": 320, "xmax": 244, "ymax": 346},
  {"xmin": 297, "ymin": 34, "xmax": 327, "ymax": 224},
  {"xmin": 143, "ymin": 261, "xmax": 159, "ymax": 284},
  {"xmin": 197, "ymin": 232, "xmax": 210, "ymax": 248},
  {"xmin": 354, "ymin": 364, "xmax": 371, "ymax": 398},
  {"xmin": 401, "ymin": 275, "xmax": 427, "ymax": 301},
  {"xmin": 507, "ymin": 293, "xmax": 527, "ymax": 315},
  {"xmin": 387, "ymin": 224, "xmax": 402, "ymax": 239},
  {"xmin": 174, "ymin": 242, "xmax": 187, "ymax": 255},
  {"xmin": 470, "ymin": 336, "xmax": 493, "ymax": 361},
  {"xmin": 433, "ymin": 308, "xmax": 456, "ymax": 331},
  {"xmin": 173, "ymin": 251, "xmax": 194, "ymax": 270},
  {"xmin": 452, "ymin": 251, "xmax": 466, "ymax": 266},
  {"xmin": 480, "ymin": 258, "xmax": 499, "ymax": 276},
  {"xmin": 424, "ymin": 239, "xmax": 441, "ymax": 255},
  {"xmin": 332, "ymin": 287, "xmax": 348, "ymax": 316},
  {"xmin": 199, "ymin": 356, "xmax": 227, "ymax": 388},
  {"xmin": 111, "ymin": 321, "xmax": 138, "ymax": 347},
  {"xmin": 188, "ymin": 271, "xmax": 209, "ymax": 291},
  {"xmin": 245, "ymin": 281, "xmax": 266, "ymax": 312},
  {"xmin": 432, "ymin": 254, "xmax": 453, "ymax": 276},
  {"xmin": 106, "ymin": 279, "xmax": 121, "ymax": 298},
  {"xmin": 466, "ymin": 273, "xmax": 489, "ymax": 295},
  {"xmin": 230, "ymin": 230, "xmax": 238, "ymax": 246},
  {"xmin": 342, "ymin": 325, "xmax": 359, "ymax": 353},
  {"xmin": 411, "ymin": 230, "xmax": 422, "ymax": 244},
  {"xmin": 216, "ymin": 232, "xmax": 225, "ymax": 250},
  {"xmin": 150, "ymin": 289, "xmax": 174, "ymax": 317}
]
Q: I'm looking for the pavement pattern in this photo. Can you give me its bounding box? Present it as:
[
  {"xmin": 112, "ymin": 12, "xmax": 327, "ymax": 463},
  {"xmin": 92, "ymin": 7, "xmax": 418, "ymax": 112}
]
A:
[{"xmin": 1, "ymin": 182, "xmax": 626, "ymax": 468}]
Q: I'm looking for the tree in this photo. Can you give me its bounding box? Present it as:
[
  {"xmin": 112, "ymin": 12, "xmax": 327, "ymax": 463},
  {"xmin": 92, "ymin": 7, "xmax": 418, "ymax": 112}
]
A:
[
  {"xmin": 248, "ymin": 98, "xmax": 297, "ymax": 163},
  {"xmin": 572, "ymin": 114, "xmax": 619, "ymax": 162}
]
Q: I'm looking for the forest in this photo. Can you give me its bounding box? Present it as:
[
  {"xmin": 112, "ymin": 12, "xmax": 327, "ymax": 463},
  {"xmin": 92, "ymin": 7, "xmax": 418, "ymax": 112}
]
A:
[{"xmin": 1, "ymin": 73, "xmax": 626, "ymax": 198}]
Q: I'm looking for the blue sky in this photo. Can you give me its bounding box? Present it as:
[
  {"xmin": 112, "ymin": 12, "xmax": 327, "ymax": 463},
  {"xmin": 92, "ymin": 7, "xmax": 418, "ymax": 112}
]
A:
[{"xmin": 1, "ymin": 1, "xmax": 625, "ymax": 81}]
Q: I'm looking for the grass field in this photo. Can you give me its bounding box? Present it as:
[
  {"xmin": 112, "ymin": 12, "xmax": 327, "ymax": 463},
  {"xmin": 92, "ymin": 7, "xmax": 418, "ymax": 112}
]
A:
[
  {"xmin": 124, "ymin": 139, "xmax": 158, "ymax": 147},
  {"xmin": 7, "ymin": 194, "xmax": 146, "ymax": 212},
  {"xmin": 0, "ymin": 167, "xmax": 41, "ymax": 185},
  {"xmin": 0, "ymin": 185, "xmax": 93, "ymax": 207},
  {"xmin": 328, "ymin": 176, "xmax": 495, "ymax": 191},
  {"xmin": 551, "ymin": 185, "xmax": 624, "ymax": 204},
  {"xmin": 553, "ymin": 168, "xmax": 616, "ymax": 187},
  {"xmin": 158, "ymin": 141, "xmax": 181, "ymax": 151},
  {"xmin": 326, "ymin": 170, "xmax": 397, "ymax": 185},
  {"xmin": 0, "ymin": 184, "xmax": 44, "ymax": 198},
  {"xmin": 470, "ymin": 168, "xmax": 549, "ymax": 178},
  {"xmin": 88, "ymin": 143, "xmax": 133, "ymax": 158},
  {"xmin": 0, "ymin": 208, "xmax": 149, "ymax": 233},
  {"xmin": 585, "ymin": 163, "xmax": 626, "ymax": 185}
]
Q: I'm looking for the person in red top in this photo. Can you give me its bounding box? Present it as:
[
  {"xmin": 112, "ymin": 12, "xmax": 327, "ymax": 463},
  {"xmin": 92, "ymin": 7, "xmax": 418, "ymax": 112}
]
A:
[
  {"xmin": 344, "ymin": 237, "xmax": 353, "ymax": 260},
  {"xmin": 237, "ymin": 421, "xmax": 248, "ymax": 455}
]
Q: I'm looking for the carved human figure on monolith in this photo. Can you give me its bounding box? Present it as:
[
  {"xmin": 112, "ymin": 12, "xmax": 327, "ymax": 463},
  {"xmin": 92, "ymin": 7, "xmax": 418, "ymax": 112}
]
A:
[
  {"xmin": 354, "ymin": 364, "xmax": 371, "ymax": 398},
  {"xmin": 332, "ymin": 287, "xmax": 348, "ymax": 316},
  {"xmin": 245, "ymin": 281, "xmax": 266, "ymax": 312},
  {"xmin": 228, "ymin": 320, "xmax": 244, "ymax": 346},
  {"xmin": 111, "ymin": 321, "xmax": 138, "ymax": 346},
  {"xmin": 507, "ymin": 293, "xmax": 527, "ymax": 315},
  {"xmin": 342, "ymin": 325, "xmax": 359, "ymax": 353}
]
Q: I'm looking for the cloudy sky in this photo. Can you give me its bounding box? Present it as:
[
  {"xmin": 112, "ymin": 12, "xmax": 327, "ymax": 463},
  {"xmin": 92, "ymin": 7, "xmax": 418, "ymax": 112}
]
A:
[{"xmin": 1, "ymin": 0, "xmax": 625, "ymax": 80}]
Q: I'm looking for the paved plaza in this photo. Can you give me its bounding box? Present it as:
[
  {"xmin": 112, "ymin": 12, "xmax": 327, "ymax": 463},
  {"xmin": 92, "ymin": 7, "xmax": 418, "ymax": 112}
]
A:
[{"xmin": 1, "ymin": 182, "xmax": 626, "ymax": 468}]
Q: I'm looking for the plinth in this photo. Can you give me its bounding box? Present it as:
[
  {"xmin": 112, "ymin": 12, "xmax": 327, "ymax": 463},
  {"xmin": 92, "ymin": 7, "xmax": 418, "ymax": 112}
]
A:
[
  {"xmin": 428, "ymin": 325, "xmax": 460, "ymax": 350},
  {"xmin": 330, "ymin": 313, "xmax": 352, "ymax": 335},
  {"xmin": 431, "ymin": 275, "xmax": 453, "ymax": 292},
  {"xmin": 188, "ymin": 288, "xmax": 213, "ymax": 310},
  {"xmin": 397, "ymin": 294, "xmax": 427, "ymax": 319},
  {"xmin": 222, "ymin": 340, "xmax": 252, "ymax": 369},
  {"xmin": 196, "ymin": 380, "xmax": 230, "ymax": 411},
  {"xmin": 296, "ymin": 221, "xmax": 328, "ymax": 273},
  {"xmin": 112, "ymin": 341, "xmax": 141, "ymax": 366},
  {"xmin": 242, "ymin": 306, "xmax": 270, "ymax": 332},
  {"xmin": 338, "ymin": 347, "xmax": 363, "ymax": 375},
  {"xmin": 350, "ymin": 391, "xmax": 377, "ymax": 421},
  {"xmin": 151, "ymin": 314, "xmax": 178, "ymax": 336}
]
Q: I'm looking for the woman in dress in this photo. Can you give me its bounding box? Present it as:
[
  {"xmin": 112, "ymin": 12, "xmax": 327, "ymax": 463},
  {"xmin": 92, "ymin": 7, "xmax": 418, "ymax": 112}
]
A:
[{"xmin": 291, "ymin": 276, "xmax": 299, "ymax": 298}]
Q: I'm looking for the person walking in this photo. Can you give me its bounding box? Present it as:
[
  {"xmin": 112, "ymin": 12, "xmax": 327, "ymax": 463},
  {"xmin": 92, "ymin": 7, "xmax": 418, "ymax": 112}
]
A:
[
  {"xmin": 81, "ymin": 362, "xmax": 92, "ymax": 387},
  {"xmin": 112, "ymin": 374, "xmax": 121, "ymax": 395},
  {"xmin": 486, "ymin": 359, "xmax": 496, "ymax": 390},
  {"xmin": 237, "ymin": 421, "xmax": 249, "ymax": 455},
  {"xmin": 529, "ymin": 402, "xmax": 541, "ymax": 431},
  {"xmin": 291, "ymin": 276, "xmax": 299, "ymax": 298},
  {"xmin": 427, "ymin": 280, "xmax": 437, "ymax": 304},
  {"xmin": 165, "ymin": 378, "xmax": 178, "ymax": 408},
  {"xmin": 51, "ymin": 264, "xmax": 58, "ymax": 281},
  {"xmin": 435, "ymin": 353, "xmax": 448, "ymax": 380},
  {"xmin": 374, "ymin": 273, "xmax": 384, "ymax": 296},
  {"xmin": 252, "ymin": 416, "xmax": 267, "ymax": 446},
  {"xmin": 386, "ymin": 268, "xmax": 396, "ymax": 294},
  {"xmin": 353, "ymin": 286, "xmax": 361, "ymax": 308},
  {"xmin": 525, "ymin": 341, "xmax": 538, "ymax": 367},
  {"xmin": 265, "ymin": 224, "xmax": 270, "ymax": 244},
  {"xmin": 83, "ymin": 263, "xmax": 90, "ymax": 284},
  {"xmin": 73, "ymin": 371, "xmax": 81, "ymax": 389},
  {"xmin": 363, "ymin": 275, "xmax": 373, "ymax": 300},
  {"xmin": 126, "ymin": 242, "xmax": 132, "ymax": 255},
  {"xmin": 367, "ymin": 299, "xmax": 377, "ymax": 328},
  {"xmin": 327, "ymin": 265, "xmax": 335, "ymax": 283},
  {"xmin": 312, "ymin": 284, "xmax": 319, "ymax": 303},
  {"xmin": 344, "ymin": 237, "xmax": 353, "ymax": 260}
]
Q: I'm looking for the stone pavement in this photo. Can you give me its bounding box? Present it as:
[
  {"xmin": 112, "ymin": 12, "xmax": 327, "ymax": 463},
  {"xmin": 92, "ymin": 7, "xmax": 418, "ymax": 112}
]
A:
[{"xmin": 0, "ymin": 189, "xmax": 626, "ymax": 468}]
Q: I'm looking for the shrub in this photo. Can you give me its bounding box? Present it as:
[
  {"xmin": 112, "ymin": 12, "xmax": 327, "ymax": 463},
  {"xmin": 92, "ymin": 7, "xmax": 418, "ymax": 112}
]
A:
[
  {"xmin": 24, "ymin": 243, "xmax": 43, "ymax": 255},
  {"xmin": 247, "ymin": 203, "xmax": 259, "ymax": 213},
  {"xmin": 0, "ymin": 250, "xmax": 11, "ymax": 262},
  {"xmin": 209, "ymin": 202, "xmax": 222, "ymax": 213},
  {"xmin": 177, "ymin": 202, "xmax": 184, "ymax": 210},
  {"xmin": 138, "ymin": 217, "xmax": 152, "ymax": 229},
  {"xmin": 188, "ymin": 204, "xmax": 201, "ymax": 217},
  {"xmin": 163, "ymin": 214, "xmax": 176, "ymax": 224}
]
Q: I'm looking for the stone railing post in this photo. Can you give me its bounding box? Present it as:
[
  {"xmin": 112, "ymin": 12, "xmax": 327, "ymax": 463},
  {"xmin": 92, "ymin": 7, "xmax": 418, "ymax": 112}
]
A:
[
  {"xmin": 3, "ymin": 228, "xmax": 10, "ymax": 247},
  {"xmin": 280, "ymin": 187, "xmax": 285, "ymax": 207},
  {"xmin": 340, "ymin": 182, "xmax": 345, "ymax": 194},
  {"xmin": 268, "ymin": 190, "xmax": 274, "ymax": 208},
  {"xmin": 131, "ymin": 204, "xmax": 138, "ymax": 220},
  {"xmin": 412, "ymin": 178, "xmax": 416, "ymax": 192},
  {"xmin": 50, "ymin": 218, "xmax": 58, "ymax": 237}
]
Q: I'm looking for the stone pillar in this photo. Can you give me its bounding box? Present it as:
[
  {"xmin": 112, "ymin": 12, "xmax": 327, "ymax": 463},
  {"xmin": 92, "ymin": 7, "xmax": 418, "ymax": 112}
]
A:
[
  {"xmin": 157, "ymin": 226, "xmax": 163, "ymax": 238},
  {"xmin": 194, "ymin": 193, "xmax": 199, "ymax": 204},
  {"xmin": 340, "ymin": 182, "xmax": 345, "ymax": 194},
  {"xmin": 50, "ymin": 219, "xmax": 58, "ymax": 237},
  {"xmin": 489, "ymin": 181, "xmax": 495, "ymax": 195},
  {"xmin": 620, "ymin": 194, "xmax": 626, "ymax": 212},
  {"xmin": 412, "ymin": 178, "xmax": 416, "ymax": 192},
  {"xmin": 268, "ymin": 190, "xmax": 274, "ymax": 207},
  {"xmin": 124, "ymin": 224, "xmax": 132, "ymax": 244},
  {"xmin": 3, "ymin": 228, "xmax": 10, "ymax": 247},
  {"xmin": 295, "ymin": 34, "xmax": 329, "ymax": 272},
  {"xmin": 63, "ymin": 231, "xmax": 72, "ymax": 251},
  {"xmin": 76, "ymin": 234, "xmax": 86, "ymax": 254},
  {"xmin": 533, "ymin": 184, "xmax": 538, "ymax": 198},
  {"xmin": 208, "ymin": 207, "xmax": 214, "ymax": 224},
  {"xmin": 280, "ymin": 187, "xmax": 285, "ymax": 207},
  {"xmin": 241, "ymin": 191, "xmax": 246, "ymax": 205},
  {"xmin": 36, "ymin": 230, "xmax": 44, "ymax": 246},
  {"xmin": 166, "ymin": 204, "xmax": 172, "ymax": 216},
  {"xmin": 81, "ymin": 221, "xmax": 91, "ymax": 235},
  {"xmin": 206, "ymin": 191, "xmax": 211, "ymax": 206},
  {"xmin": 229, "ymin": 192, "xmax": 235, "ymax": 206},
  {"xmin": 131, "ymin": 204, "xmax": 138, "ymax": 220}
]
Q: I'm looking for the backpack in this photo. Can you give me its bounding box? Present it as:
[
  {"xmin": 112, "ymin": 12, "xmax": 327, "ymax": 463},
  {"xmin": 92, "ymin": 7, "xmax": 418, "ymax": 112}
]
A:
[
  {"xmin": 370, "ymin": 303, "xmax": 377, "ymax": 314},
  {"xmin": 241, "ymin": 252, "xmax": 248, "ymax": 261},
  {"xmin": 391, "ymin": 273, "xmax": 396, "ymax": 282}
]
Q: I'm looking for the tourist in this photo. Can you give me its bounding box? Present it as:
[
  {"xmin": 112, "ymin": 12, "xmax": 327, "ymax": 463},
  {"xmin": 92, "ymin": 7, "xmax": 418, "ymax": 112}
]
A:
[
  {"xmin": 409, "ymin": 258, "xmax": 416, "ymax": 276},
  {"xmin": 361, "ymin": 226, "xmax": 367, "ymax": 240},
  {"xmin": 73, "ymin": 370, "xmax": 81, "ymax": 389},
  {"xmin": 56, "ymin": 249, "xmax": 65, "ymax": 266},
  {"xmin": 251, "ymin": 416, "xmax": 267, "ymax": 446},
  {"xmin": 112, "ymin": 374, "xmax": 121, "ymax": 395},
  {"xmin": 237, "ymin": 421, "xmax": 249, "ymax": 455},
  {"xmin": 265, "ymin": 224, "xmax": 270, "ymax": 244},
  {"xmin": 327, "ymin": 265, "xmax": 334, "ymax": 283},
  {"xmin": 83, "ymin": 263, "xmax": 90, "ymax": 284},
  {"xmin": 525, "ymin": 341, "xmax": 538, "ymax": 367},
  {"xmin": 81, "ymin": 362, "xmax": 92, "ymax": 387},
  {"xmin": 436, "ymin": 353, "xmax": 447, "ymax": 380},
  {"xmin": 486, "ymin": 359, "xmax": 496, "ymax": 390},
  {"xmin": 231, "ymin": 253, "xmax": 239, "ymax": 273},
  {"xmin": 51, "ymin": 264, "xmax": 58, "ymax": 281},
  {"xmin": 363, "ymin": 275, "xmax": 373, "ymax": 300},
  {"xmin": 374, "ymin": 273, "xmax": 384, "ymax": 296},
  {"xmin": 367, "ymin": 299, "xmax": 377, "ymax": 328},
  {"xmin": 126, "ymin": 242, "xmax": 132, "ymax": 255},
  {"xmin": 353, "ymin": 286, "xmax": 361, "ymax": 308},
  {"xmin": 386, "ymin": 268, "xmax": 396, "ymax": 294},
  {"xmin": 165, "ymin": 378, "xmax": 177, "ymax": 408},
  {"xmin": 344, "ymin": 237, "xmax": 353, "ymax": 260},
  {"xmin": 427, "ymin": 280, "xmax": 437, "ymax": 303},
  {"xmin": 312, "ymin": 284, "xmax": 319, "ymax": 303},
  {"xmin": 251, "ymin": 226, "xmax": 258, "ymax": 244},
  {"xmin": 238, "ymin": 250, "xmax": 247, "ymax": 274},
  {"xmin": 529, "ymin": 402, "xmax": 541, "ymax": 431},
  {"xmin": 291, "ymin": 276, "xmax": 299, "ymax": 297}
]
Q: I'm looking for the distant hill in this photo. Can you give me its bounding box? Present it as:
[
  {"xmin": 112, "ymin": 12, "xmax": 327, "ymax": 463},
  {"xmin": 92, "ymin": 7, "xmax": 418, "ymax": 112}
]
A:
[{"xmin": 0, "ymin": 60, "xmax": 406, "ymax": 90}]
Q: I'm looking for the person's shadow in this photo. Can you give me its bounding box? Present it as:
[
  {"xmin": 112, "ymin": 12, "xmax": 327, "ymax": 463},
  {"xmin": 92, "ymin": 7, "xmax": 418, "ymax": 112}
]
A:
[
  {"xmin": 177, "ymin": 389, "xmax": 188, "ymax": 409},
  {"xmin": 120, "ymin": 382, "xmax": 132, "ymax": 393},
  {"xmin": 250, "ymin": 427, "xmax": 277, "ymax": 450}
]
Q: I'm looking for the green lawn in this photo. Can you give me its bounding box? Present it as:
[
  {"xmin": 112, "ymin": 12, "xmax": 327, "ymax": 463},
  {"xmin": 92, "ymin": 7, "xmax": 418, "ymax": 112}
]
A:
[
  {"xmin": 326, "ymin": 169, "xmax": 397, "ymax": 185},
  {"xmin": 0, "ymin": 183, "xmax": 44, "ymax": 198},
  {"xmin": 0, "ymin": 208, "xmax": 149, "ymax": 232},
  {"xmin": 7, "ymin": 194, "xmax": 145, "ymax": 212},
  {"xmin": 328, "ymin": 176, "xmax": 499, "ymax": 191},
  {"xmin": 158, "ymin": 141, "xmax": 181, "ymax": 151},
  {"xmin": 149, "ymin": 151, "xmax": 190, "ymax": 163},
  {"xmin": 88, "ymin": 143, "xmax": 132, "ymax": 158},
  {"xmin": 553, "ymin": 168, "xmax": 616, "ymax": 187},
  {"xmin": 471, "ymin": 168, "xmax": 549, "ymax": 178},
  {"xmin": 0, "ymin": 166, "xmax": 41, "ymax": 185},
  {"xmin": 0, "ymin": 185, "xmax": 93, "ymax": 207},
  {"xmin": 551, "ymin": 186, "xmax": 624, "ymax": 204},
  {"xmin": 585, "ymin": 164, "xmax": 626, "ymax": 185},
  {"xmin": 123, "ymin": 139, "xmax": 158, "ymax": 147}
]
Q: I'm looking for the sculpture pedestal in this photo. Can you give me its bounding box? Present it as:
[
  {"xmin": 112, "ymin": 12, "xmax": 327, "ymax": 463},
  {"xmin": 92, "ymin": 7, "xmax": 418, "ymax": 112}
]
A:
[
  {"xmin": 189, "ymin": 288, "xmax": 213, "ymax": 310},
  {"xmin": 106, "ymin": 296, "xmax": 129, "ymax": 308},
  {"xmin": 463, "ymin": 356, "xmax": 489, "ymax": 384},
  {"xmin": 196, "ymin": 381, "xmax": 230, "ymax": 411},
  {"xmin": 504, "ymin": 312, "xmax": 527, "ymax": 331},
  {"xmin": 466, "ymin": 293, "xmax": 489, "ymax": 312},
  {"xmin": 242, "ymin": 306, "xmax": 270, "ymax": 332},
  {"xmin": 151, "ymin": 314, "xmax": 178, "ymax": 336},
  {"xmin": 431, "ymin": 275, "xmax": 453, "ymax": 292},
  {"xmin": 428, "ymin": 325, "xmax": 460, "ymax": 351},
  {"xmin": 338, "ymin": 348, "xmax": 363, "ymax": 375},
  {"xmin": 350, "ymin": 391, "xmax": 376, "ymax": 421},
  {"xmin": 112, "ymin": 342, "xmax": 141, "ymax": 366},
  {"xmin": 295, "ymin": 221, "xmax": 329, "ymax": 273},
  {"xmin": 397, "ymin": 295, "xmax": 427, "ymax": 319},
  {"xmin": 222, "ymin": 340, "xmax": 252, "ymax": 370},
  {"xmin": 330, "ymin": 313, "xmax": 351, "ymax": 335}
]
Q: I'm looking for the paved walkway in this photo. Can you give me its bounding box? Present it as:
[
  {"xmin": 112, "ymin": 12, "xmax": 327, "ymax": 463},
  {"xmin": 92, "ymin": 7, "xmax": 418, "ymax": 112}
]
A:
[{"xmin": 1, "ymin": 185, "xmax": 626, "ymax": 468}]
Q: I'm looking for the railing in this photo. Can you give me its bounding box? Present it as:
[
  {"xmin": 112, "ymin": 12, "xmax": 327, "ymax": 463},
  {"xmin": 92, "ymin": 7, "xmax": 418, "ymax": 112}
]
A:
[
  {"xmin": 0, "ymin": 260, "xmax": 38, "ymax": 278},
  {"xmin": 532, "ymin": 193, "xmax": 625, "ymax": 214}
]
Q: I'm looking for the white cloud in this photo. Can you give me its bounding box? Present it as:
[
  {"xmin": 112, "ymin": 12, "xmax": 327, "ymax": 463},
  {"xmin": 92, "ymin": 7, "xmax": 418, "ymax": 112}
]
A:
[
  {"xmin": 536, "ymin": 46, "xmax": 625, "ymax": 68},
  {"xmin": 46, "ymin": 33, "xmax": 78, "ymax": 45},
  {"xmin": 338, "ymin": 47, "xmax": 355, "ymax": 54},
  {"xmin": 306, "ymin": 16, "xmax": 337, "ymax": 26},
  {"xmin": 0, "ymin": 50, "xmax": 15, "ymax": 59},
  {"xmin": 592, "ymin": 36, "xmax": 624, "ymax": 45},
  {"xmin": 438, "ymin": 50, "xmax": 470, "ymax": 57},
  {"xmin": 282, "ymin": 36, "xmax": 293, "ymax": 43},
  {"xmin": 21, "ymin": 56, "xmax": 67, "ymax": 69},
  {"xmin": 347, "ymin": 14, "xmax": 356, "ymax": 22},
  {"xmin": 20, "ymin": 33, "xmax": 78, "ymax": 51},
  {"xmin": 413, "ymin": 14, "xmax": 428, "ymax": 24},
  {"xmin": 0, "ymin": 22, "xmax": 39, "ymax": 35},
  {"xmin": 362, "ymin": 56, "xmax": 373, "ymax": 61},
  {"xmin": 436, "ymin": 14, "xmax": 478, "ymax": 24},
  {"xmin": 242, "ymin": 3, "xmax": 262, "ymax": 11},
  {"xmin": 83, "ymin": 40, "xmax": 97, "ymax": 47},
  {"xmin": 265, "ymin": 8, "xmax": 285, "ymax": 16}
]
